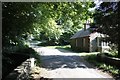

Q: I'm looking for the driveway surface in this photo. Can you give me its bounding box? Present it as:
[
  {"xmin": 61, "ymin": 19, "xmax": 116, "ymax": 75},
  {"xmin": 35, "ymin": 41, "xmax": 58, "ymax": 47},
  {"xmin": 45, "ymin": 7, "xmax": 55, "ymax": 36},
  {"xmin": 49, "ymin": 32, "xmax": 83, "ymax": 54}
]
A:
[{"xmin": 30, "ymin": 43, "xmax": 112, "ymax": 78}]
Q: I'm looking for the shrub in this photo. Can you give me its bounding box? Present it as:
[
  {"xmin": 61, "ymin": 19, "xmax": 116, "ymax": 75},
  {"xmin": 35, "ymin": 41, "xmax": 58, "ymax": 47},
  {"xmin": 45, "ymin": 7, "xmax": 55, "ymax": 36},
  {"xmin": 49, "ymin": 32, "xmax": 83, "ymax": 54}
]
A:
[{"xmin": 84, "ymin": 54, "xmax": 120, "ymax": 78}]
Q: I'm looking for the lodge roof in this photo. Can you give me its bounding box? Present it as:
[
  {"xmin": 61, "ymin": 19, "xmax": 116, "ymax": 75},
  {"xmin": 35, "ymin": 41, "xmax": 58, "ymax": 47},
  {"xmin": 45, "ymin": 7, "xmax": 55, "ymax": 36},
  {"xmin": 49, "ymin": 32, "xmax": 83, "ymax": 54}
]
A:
[{"xmin": 70, "ymin": 28, "xmax": 106, "ymax": 39}]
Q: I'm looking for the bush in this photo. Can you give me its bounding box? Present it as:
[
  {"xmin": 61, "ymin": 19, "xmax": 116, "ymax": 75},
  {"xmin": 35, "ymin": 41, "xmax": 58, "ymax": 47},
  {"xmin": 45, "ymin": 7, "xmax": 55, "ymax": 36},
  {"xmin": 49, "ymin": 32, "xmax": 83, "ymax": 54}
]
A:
[
  {"xmin": 2, "ymin": 52, "xmax": 30, "ymax": 79},
  {"xmin": 84, "ymin": 54, "xmax": 120, "ymax": 79},
  {"xmin": 2, "ymin": 41, "xmax": 41, "ymax": 79},
  {"xmin": 109, "ymin": 50, "xmax": 118, "ymax": 58},
  {"xmin": 109, "ymin": 44, "xmax": 118, "ymax": 58}
]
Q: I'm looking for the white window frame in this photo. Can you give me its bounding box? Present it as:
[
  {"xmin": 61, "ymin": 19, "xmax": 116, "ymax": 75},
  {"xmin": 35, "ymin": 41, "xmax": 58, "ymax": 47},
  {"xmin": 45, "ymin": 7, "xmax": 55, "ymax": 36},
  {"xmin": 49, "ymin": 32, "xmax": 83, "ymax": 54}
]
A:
[{"xmin": 97, "ymin": 37, "xmax": 109, "ymax": 47}]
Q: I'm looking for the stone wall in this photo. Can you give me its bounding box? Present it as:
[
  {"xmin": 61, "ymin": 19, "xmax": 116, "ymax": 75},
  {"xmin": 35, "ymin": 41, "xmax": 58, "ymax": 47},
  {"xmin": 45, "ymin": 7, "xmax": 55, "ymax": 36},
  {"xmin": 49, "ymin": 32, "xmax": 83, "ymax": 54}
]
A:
[
  {"xmin": 4, "ymin": 58, "xmax": 35, "ymax": 80},
  {"xmin": 97, "ymin": 54, "xmax": 120, "ymax": 67}
]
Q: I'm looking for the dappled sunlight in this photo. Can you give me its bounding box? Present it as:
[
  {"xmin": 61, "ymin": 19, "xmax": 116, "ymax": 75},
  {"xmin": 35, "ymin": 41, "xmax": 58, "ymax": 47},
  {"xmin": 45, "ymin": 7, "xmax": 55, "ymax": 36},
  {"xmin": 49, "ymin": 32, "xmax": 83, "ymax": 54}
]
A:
[
  {"xmin": 34, "ymin": 47, "xmax": 81, "ymax": 56},
  {"xmin": 40, "ymin": 55, "xmax": 88, "ymax": 70},
  {"xmin": 31, "ymin": 46, "xmax": 112, "ymax": 78},
  {"xmin": 2, "ymin": 2, "xmax": 118, "ymax": 79},
  {"xmin": 29, "ymin": 42, "xmax": 112, "ymax": 78},
  {"xmin": 79, "ymin": 52, "xmax": 99, "ymax": 56}
]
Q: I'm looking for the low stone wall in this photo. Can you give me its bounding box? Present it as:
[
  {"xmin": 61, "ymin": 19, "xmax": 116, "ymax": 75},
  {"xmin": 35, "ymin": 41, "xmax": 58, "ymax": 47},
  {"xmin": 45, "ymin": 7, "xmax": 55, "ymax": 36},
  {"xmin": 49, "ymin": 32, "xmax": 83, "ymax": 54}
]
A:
[
  {"xmin": 4, "ymin": 58, "xmax": 36, "ymax": 80},
  {"xmin": 97, "ymin": 53, "xmax": 120, "ymax": 67}
]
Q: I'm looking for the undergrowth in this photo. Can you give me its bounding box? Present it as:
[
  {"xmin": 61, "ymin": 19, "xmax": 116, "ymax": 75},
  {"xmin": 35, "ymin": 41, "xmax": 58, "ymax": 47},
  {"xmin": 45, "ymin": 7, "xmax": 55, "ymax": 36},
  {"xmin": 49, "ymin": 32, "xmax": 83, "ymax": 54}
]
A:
[{"xmin": 83, "ymin": 54, "xmax": 120, "ymax": 79}]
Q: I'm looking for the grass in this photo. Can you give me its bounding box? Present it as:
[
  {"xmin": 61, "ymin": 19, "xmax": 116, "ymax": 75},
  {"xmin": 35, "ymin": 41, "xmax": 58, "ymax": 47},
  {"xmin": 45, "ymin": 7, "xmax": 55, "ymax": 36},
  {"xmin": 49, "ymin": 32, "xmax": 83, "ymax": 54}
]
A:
[
  {"xmin": 82, "ymin": 54, "xmax": 120, "ymax": 79},
  {"xmin": 107, "ymin": 50, "xmax": 118, "ymax": 58},
  {"xmin": 78, "ymin": 52, "xmax": 99, "ymax": 56},
  {"xmin": 46, "ymin": 45, "xmax": 72, "ymax": 51}
]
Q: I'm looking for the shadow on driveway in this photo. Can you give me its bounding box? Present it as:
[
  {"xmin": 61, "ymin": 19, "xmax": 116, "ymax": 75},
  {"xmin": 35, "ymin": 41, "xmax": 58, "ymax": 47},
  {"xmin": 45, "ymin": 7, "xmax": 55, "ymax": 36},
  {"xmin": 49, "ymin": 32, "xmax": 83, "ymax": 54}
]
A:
[{"xmin": 40, "ymin": 55, "xmax": 94, "ymax": 70}]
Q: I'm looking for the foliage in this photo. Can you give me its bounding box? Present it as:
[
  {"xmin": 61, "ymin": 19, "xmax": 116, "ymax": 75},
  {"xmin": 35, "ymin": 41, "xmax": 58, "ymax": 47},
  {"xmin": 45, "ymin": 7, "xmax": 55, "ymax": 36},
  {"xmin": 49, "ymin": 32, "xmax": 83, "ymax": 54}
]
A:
[
  {"xmin": 106, "ymin": 50, "xmax": 118, "ymax": 58},
  {"xmin": 108, "ymin": 44, "xmax": 118, "ymax": 58},
  {"xmin": 32, "ymin": 2, "xmax": 94, "ymax": 45},
  {"xmin": 3, "ymin": 2, "xmax": 95, "ymax": 47},
  {"xmin": 99, "ymin": 64, "xmax": 119, "ymax": 76},
  {"xmin": 83, "ymin": 54, "xmax": 120, "ymax": 78},
  {"xmin": 2, "ymin": 46, "xmax": 40, "ymax": 79},
  {"xmin": 94, "ymin": 2, "xmax": 118, "ymax": 42},
  {"xmin": 2, "ymin": 2, "xmax": 95, "ymax": 77},
  {"xmin": 2, "ymin": 2, "xmax": 39, "ymax": 47},
  {"xmin": 93, "ymin": 2, "xmax": 119, "ymax": 57}
]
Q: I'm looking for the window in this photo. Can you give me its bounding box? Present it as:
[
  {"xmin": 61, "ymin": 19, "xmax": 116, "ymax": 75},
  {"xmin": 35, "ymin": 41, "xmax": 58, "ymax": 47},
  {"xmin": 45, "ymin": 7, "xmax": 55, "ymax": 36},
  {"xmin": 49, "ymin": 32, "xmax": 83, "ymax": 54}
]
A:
[
  {"xmin": 76, "ymin": 39, "xmax": 78, "ymax": 47},
  {"xmin": 98, "ymin": 38, "xmax": 109, "ymax": 47},
  {"xmin": 83, "ymin": 38, "xmax": 86, "ymax": 47}
]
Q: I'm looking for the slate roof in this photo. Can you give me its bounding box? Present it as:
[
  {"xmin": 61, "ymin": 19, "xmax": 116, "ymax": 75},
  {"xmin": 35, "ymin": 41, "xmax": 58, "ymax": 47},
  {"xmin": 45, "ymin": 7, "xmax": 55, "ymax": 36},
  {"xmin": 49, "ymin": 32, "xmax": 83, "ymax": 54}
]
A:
[{"xmin": 70, "ymin": 28, "xmax": 106, "ymax": 39}]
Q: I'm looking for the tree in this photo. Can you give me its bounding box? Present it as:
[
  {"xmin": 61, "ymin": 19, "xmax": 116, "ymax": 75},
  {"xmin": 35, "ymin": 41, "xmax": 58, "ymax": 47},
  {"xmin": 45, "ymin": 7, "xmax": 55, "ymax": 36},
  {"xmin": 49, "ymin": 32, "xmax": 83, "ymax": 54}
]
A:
[
  {"xmin": 2, "ymin": 2, "xmax": 94, "ymax": 46},
  {"xmin": 93, "ymin": 2, "xmax": 119, "ymax": 57},
  {"xmin": 26, "ymin": 2, "xmax": 94, "ymax": 45},
  {"xmin": 2, "ymin": 2, "xmax": 95, "ymax": 78},
  {"xmin": 2, "ymin": 2, "xmax": 40, "ymax": 47}
]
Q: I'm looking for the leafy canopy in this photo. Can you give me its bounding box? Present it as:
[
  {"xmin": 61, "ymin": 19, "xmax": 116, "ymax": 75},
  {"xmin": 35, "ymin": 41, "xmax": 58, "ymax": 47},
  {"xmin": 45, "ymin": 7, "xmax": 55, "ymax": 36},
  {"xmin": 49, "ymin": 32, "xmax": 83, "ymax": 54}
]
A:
[{"xmin": 2, "ymin": 2, "xmax": 94, "ymax": 46}]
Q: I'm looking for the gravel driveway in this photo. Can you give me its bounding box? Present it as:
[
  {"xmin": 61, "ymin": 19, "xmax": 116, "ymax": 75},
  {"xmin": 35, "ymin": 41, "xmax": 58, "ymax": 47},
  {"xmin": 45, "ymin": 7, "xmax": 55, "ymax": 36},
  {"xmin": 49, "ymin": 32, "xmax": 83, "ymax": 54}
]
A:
[
  {"xmin": 31, "ymin": 45, "xmax": 113, "ymax": 79},
  {"xmin": 27, "ymin": 40, "xmax": 113, "ymax": 79}
]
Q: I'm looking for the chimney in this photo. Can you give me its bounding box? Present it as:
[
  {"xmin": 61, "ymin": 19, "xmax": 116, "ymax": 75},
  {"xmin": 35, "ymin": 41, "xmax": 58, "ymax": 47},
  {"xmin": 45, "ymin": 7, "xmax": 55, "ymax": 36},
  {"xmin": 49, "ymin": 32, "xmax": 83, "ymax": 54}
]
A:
[
  {"xmin": 84, "ymin": 23, "xmax": 90, "ymax": 31},
  {"xmin": 84, "ymin": 20, "xmax": 91, "ymax": 31}
]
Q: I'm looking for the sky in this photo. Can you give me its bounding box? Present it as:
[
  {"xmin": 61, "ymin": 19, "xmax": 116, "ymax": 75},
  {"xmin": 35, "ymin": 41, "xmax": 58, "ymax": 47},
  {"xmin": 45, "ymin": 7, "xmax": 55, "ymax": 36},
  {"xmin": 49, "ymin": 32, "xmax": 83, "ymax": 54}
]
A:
[{"xmin": 88, "ymin": 0, "xmax": 103, "ymax": 12}]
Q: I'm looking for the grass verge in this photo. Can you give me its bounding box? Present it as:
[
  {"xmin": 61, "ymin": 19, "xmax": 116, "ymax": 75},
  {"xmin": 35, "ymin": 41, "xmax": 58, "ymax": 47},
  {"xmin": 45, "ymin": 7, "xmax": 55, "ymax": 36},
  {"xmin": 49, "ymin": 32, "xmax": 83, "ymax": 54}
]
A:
[
  {"xmin": 82, "ymin": 54, "xmax": 120, "ymax": 79},
  {"xmin": 46, "ymin": 45, "xmax": 72, "ymax": 51}
]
